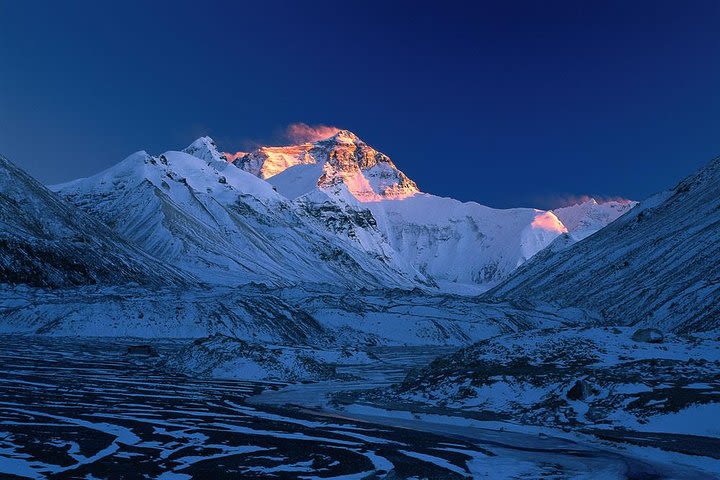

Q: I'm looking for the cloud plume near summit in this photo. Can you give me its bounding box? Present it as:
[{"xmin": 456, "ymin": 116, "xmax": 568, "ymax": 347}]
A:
[
  {"xmin": 533, "ymin": 193, "xmax": 635, "ymax": 210},
  {"xmin": 221, "ymin": 123, "xmax": 342, "ymax": 160},
  {"xmin": 285, "ymin": 123, "xmax": 341, "ymax": 144}
]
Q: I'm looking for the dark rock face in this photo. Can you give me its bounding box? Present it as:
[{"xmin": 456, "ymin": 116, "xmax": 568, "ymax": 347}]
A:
[
  {"xmin": 632, "ymin": 328, "xmax": 664, "ymax": 344},
  {"xmin": 126, "ymin": 345, "xmax": 158, "ymax": 357},
  {"xmin": 566, "ymin": 379, "xmax": 592, "ymax": 401}
]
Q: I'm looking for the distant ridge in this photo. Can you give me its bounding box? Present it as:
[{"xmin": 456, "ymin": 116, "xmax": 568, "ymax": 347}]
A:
[
  {"xmin": 488, "ymin": 155, "xmax": 720, "ymax": 333},
  {"xmin": 0, "ymin": 154, "xmax": 185, "ymax": 288}
]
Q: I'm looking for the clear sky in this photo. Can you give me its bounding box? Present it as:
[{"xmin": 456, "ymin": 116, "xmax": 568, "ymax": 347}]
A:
[{"xmin": 1, "ymin": 0, "xmax": 719, "ymax": 208}]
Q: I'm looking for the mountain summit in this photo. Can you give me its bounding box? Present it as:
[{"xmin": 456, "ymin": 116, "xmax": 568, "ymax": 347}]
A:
[
  {"xmin": 182, "ymin": 136, "xmax": 229, "ymax": 164},
  {"xmin": 235, "ymin": 130, "xmax": 419, "ymax": 202}
]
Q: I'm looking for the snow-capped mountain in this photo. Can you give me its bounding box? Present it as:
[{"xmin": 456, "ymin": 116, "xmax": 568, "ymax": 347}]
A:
[
  {"xmin": 52, "ymin": 140, "xmax": 424, "ymax": 288},
  {"xmin": 488, "ymin": 155, "xmax": 720, "ymax": 333},
  {"xmin": 0, "ymin": 154, "xmax": 184, "ymax": 288},
  {"xmin": 235, "ymin": 130, "xmax": 419, "ymax": 202},
  {"xmin": 552, "ymin": 197, "xmax": 637, "ymax": 241},
  {"xmin": 33, "ymin": 129, "xmax": 633, "ymax": 293},
  {"xmin": 183, "ymin": 136, "xmax": 232, "ymax": 164},
  {"xmin": 234, "ymin": 131, "xmax": 632, "ymax": 292}
]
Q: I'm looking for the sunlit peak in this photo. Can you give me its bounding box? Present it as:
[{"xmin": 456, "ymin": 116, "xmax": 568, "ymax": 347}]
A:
[{"xmin": 531, "ymin": 211, "xmax": 568, "ymax": 234}]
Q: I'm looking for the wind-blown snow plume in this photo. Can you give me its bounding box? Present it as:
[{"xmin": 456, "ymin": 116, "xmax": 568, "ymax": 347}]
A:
[
  {"xmin": 544, "ymin": 194, "xmax": 635, "ymax": 209},
  {"xmin": 286, "ymin": 123, "xmax": 341, "ymax": 144}
]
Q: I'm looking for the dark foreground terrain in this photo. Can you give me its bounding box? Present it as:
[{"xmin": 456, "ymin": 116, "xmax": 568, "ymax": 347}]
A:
[{"xmin": 0, "ymin": 336, "xmax": 715, "ymax": 479}]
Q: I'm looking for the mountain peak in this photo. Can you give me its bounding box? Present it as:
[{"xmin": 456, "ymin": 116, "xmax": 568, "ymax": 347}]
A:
[
  {"xmin": 235, "ymin": 131, "xmax": 419, "ymax": 202},
  {"xmin": 552, "ymin": 197, "xmax": 637, "ymax": 241},
  {"xmin": 317, "ymin": 129, "xmax": 362, "ymax": 145},
  {"xmin": 183, "ymin": 136, "xmax": 228, "ymax": 164}
]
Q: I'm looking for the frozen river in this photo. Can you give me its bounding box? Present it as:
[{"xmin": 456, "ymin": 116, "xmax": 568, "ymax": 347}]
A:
[{"xmin": 0, "ymin": 336, "xmax": 714, "ymax": 479}]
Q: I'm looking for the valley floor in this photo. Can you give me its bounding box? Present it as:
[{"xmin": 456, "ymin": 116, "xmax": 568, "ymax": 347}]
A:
[{"xmin": 0, "ymin": 336, "xmax": 717, "ymax": 479}]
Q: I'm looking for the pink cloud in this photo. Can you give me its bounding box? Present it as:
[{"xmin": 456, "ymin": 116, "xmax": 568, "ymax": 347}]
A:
[{"xmin": 285, "ymin": 123, "xmax": 341, "ymax": 144}]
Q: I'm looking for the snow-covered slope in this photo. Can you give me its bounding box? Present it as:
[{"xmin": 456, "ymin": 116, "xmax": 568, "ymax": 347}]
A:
[
  {"xmin": 552, "ymin": 198, "xmax": 636, "ymax": 241},
  {"xmin": 0, "ymin": 283, "xmax": 579, "ymax": 345},
  {"xmin": 362, "ymin": 196, "xmax": 630, "ymax": 293},
  {"xmin": 235, "ymin": 131, "xmax": 630, "ymax": 292},
  {"xmin": 376, "ymin": 327, "xmax": 720, "ymax": 437},
  {"xmin": 0, "ymin": 154, "xmax": 184, "ymax": 288},
  {"xmin": 489, "ymin": 156, "xmax": 720, "ymax": 333},
  {"xmin": 53, "ymin": 141, "xmax": 424, "ymax": 288},
  {"xmin": 163, "ymin": 334, "xmax": 369, "ymax": 382},
  {"xmin": 365, "ymin": 196, "xmax": 568, "ymax": 293}
]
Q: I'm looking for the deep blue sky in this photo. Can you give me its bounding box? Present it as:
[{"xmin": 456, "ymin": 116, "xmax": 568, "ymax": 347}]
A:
[{"xmin": 1, "ymin": 1, "xmax": 719, "ymax": 208}]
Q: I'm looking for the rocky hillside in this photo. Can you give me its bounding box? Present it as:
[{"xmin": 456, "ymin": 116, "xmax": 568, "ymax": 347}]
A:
[
  {"xmin": 488, "ymin": 155, "xmax": 720, "ymax": 333},
  {"xmin": 371, "ymin": 327, "xmax": 720, "ymax": 439},
  {"xmin": 0, "ymin": 154, "xmax": 185, "ymax": 288}
]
